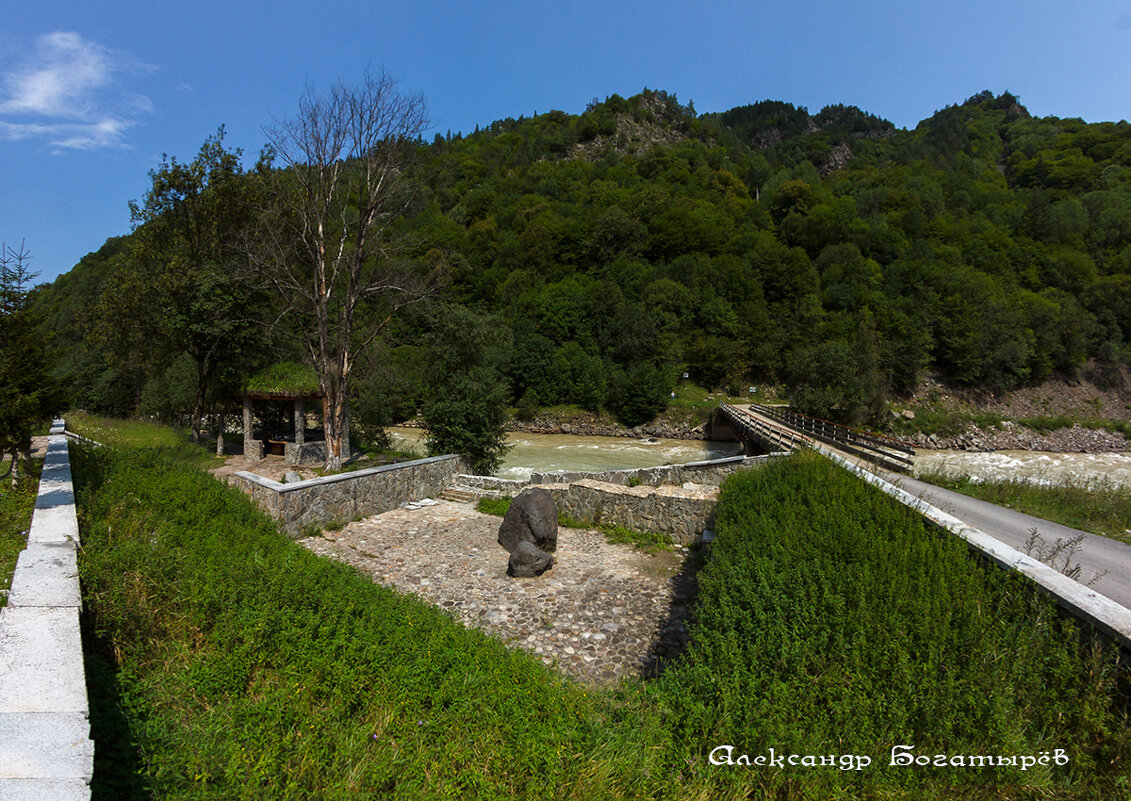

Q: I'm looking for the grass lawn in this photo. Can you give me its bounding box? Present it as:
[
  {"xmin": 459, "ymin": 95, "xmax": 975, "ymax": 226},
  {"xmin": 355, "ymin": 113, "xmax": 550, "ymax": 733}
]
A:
[{"xmin": 66, "ymin": 411, "xmax": 224, "ymax": 469}]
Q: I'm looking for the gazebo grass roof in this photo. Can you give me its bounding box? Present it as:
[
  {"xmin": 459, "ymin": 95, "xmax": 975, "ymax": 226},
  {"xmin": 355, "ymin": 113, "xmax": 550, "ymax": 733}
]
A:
[{"xmin": 243, "ymin": 362, "xmax": 322, "ymax": 399}]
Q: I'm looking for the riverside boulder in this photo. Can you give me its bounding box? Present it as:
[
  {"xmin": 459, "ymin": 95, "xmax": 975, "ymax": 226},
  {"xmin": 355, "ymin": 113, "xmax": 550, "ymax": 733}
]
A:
[
  {"xmin": 497, "ymin": 489, "xmax": 558, "ymax": 553},
  {"xmin": 507, "ymin": 540, "xmax": 555, "ymax": 577}
]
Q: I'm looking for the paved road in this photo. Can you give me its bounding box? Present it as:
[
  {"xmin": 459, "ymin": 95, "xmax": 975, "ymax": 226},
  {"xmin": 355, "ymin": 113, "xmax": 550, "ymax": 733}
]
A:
[
  {"xmin": 882, "ymin": 471, "xmax": 1131, "ymax": 610},
  {"xmin": 729, "ymin": 405, "xmax": 1131, "ymax": 610}
]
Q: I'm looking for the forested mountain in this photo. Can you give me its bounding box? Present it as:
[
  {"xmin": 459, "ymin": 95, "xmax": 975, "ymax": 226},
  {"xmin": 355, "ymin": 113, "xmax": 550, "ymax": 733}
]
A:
[{"xmin": 31, "ymin": 89, "xmax": 1131, "ymax": 436}]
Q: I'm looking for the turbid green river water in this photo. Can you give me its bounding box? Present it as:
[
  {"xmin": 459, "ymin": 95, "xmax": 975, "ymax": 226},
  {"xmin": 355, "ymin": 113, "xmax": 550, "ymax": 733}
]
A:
[
  {"xmin": 387, "ymin": 427, "xmax": 744, "ymax": 481},
  {"xmin": 389, "ymin": 427, "xmax": 1131, "ymax": 487}
]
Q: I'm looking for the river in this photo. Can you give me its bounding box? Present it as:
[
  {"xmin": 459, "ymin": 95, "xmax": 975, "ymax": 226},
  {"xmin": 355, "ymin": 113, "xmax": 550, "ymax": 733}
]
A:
[
  {"xmin": 387, "ymin": 427, "xmax": 744, "ymax": 481},
  {"xmin": 389, "ymin": 427, "xmax": 1131, "ymax": 488},
  {"xmin": 913, "ymin": 449, "xmax": 1131, "ymax": 489}
]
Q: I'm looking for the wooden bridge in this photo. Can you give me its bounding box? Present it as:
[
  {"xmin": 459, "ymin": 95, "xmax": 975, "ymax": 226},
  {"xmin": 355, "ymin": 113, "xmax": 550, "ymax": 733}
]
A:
[{"xmin": 711, "ymin": 403, "xmax": 915, "ymax": 471}]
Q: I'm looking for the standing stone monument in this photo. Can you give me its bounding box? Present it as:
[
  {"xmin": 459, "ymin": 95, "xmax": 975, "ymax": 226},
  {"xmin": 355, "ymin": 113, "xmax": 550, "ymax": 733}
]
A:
[{"xmin": 498, "ymin": 488, "xmax": 557, "ymax": 577}]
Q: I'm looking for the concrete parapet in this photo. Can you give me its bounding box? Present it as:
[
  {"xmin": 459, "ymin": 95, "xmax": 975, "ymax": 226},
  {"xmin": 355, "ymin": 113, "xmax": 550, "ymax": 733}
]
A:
[
  {"xmin": 7, "ymin": 542, "xmax": 80, "ymax": 608},
  {"xmin": 0, "ymin": 712, "xmax": 94, "ymax": 785},
  {"xmin": 233, "ymin": 454, "xmax": 468, "ymax": 536},
  {"xmin": 0, "ymin": 422, "xmax": 92, "ymax": 799}
]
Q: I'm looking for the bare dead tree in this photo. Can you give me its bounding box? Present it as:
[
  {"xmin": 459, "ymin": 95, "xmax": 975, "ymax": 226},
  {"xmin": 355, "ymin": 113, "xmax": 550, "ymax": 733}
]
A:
[{"xmin": 247, "ymin": 70, "xmax": 432, "ymax": 470}]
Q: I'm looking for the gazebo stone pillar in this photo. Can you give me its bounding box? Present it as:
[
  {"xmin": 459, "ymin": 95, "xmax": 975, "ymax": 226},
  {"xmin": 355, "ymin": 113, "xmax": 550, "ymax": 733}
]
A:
[
  {"xmin": 285, "ymin": 398, "xmax": 309, "ymax": 466},
  {"xmin": 242, "ymin": 396, "xmax": 263, "ymax": 461}
]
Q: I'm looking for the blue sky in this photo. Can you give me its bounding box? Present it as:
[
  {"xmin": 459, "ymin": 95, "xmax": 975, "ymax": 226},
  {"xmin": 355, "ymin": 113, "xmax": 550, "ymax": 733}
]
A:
[{"xmin": 4, "ymin": 0, "xmax": 1131, "ymax": 285}]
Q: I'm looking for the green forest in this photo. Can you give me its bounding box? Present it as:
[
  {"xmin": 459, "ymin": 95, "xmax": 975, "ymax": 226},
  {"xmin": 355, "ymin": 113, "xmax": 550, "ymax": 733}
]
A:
[{"xmin": 25, "ymin": 88, "xmax": 1131, "ymax": 464}]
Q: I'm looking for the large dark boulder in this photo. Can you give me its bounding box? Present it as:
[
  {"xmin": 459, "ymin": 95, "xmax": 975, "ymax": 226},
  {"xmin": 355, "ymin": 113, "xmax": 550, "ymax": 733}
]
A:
[
  {"xmin": 508, "ymin": 540, "xmax": 554, "ymax": 578},
  {"xmin": 497, "ymin": 489, "xmax": 558, "ymax": 553}
]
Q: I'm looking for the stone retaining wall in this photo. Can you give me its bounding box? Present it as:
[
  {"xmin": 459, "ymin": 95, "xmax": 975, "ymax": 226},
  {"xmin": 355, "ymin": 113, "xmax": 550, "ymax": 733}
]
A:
[
  {"xmin": 454, "ymin": 455, "xmax": 780, "ymax": 544},
  {"xmin": 454, "ymin": 474, "xmax": 529, "ymax": 493},
  {"xmin": 536, "ymin": 479, "xmax": 720, "ymax": 545},
  {"xmin": 0, "ymin": 420, "xmax": 93, "ymax": 800},
  {"xmin": 233, "ymin": 454, "xmax": 468, "ymax": 536},
  {"xmin": 529, "ymin": 454, "xmax": 776, "ymax": 487}
]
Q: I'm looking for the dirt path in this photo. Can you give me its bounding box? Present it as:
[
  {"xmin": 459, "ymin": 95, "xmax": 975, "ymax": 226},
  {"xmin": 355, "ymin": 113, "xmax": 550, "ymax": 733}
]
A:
[{"xmin": 299, "ymin": 500, "xmax": 698, "ymax": 685}]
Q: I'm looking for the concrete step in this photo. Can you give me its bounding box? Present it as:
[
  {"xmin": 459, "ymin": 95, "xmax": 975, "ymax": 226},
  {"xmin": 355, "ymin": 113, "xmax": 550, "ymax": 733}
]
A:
[{"xmin": 439, "ymin": 486, "xmax": 481, "ymax": 503}]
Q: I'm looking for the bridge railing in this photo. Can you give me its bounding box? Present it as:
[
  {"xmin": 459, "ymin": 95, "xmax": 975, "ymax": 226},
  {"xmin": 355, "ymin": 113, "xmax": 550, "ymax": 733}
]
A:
[
  {"xmin": 750, "ymin": 403, "xmax": 915, "ymax": 470},
  {"xmin": 717, "ymin": 403, "xmax": 812, "ymax": 453}
]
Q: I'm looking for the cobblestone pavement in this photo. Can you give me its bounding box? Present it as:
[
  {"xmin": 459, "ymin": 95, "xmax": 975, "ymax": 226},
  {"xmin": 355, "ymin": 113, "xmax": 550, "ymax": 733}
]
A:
[{"xmin": 298, "ymin": 500, "xmax": 698, "ymax": 685}]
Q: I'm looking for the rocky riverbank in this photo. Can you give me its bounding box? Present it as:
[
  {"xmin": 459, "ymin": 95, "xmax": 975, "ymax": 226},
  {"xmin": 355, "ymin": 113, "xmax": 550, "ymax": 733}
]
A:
[
  {"xmin": 398, "ymin": 413, "xmax": 713, "ymax": 441},
  {"xmin": 907, "ymin": 422, "xmax": 1131, "ymax": 453},
  {"xmin": 508, "ymin": 414, "xmax": 711, "ymax": 441}
]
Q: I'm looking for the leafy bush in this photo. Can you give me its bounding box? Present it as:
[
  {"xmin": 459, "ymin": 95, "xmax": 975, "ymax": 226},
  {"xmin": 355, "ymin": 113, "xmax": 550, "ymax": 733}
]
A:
[
  {"xmin": 475, "ymin": 495, "xmax": 512, "ymax": 516},
  {"xmin": 515, "ymin": 387, "xmax": 539, "ymax": 421}
]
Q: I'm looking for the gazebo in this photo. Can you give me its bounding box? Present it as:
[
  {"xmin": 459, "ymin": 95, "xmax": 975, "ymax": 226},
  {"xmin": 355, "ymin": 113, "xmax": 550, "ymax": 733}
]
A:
[{"xmin": 240, "ymin": 363, "xmax": 330, "ymax": 465}]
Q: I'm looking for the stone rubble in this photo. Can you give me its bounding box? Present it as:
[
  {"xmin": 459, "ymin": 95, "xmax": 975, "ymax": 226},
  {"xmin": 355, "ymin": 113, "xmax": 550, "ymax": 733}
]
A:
[
  {"xmin": 298, "ymin": 500, "xmax": 696, "ymax": 685},
  {"xmin": 909, "ymin": 422, "xmax": 1131, "ymax": 453}
]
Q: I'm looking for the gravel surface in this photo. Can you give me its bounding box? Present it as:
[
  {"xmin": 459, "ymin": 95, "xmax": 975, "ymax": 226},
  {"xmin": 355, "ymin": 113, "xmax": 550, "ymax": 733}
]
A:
[{"xmin": 299, "ymin": 500, "xmax": 698, "ymax": 685}]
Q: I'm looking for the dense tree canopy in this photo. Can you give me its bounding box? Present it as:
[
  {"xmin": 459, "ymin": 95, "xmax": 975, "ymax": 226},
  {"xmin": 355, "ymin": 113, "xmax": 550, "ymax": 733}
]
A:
[
  {"xmin": 2, "ymin": 241, "xmax": 56, "ymax": 482},
  {"xmin": 31, "ymin": 87, "xmax": 1131, "ymax": 452}
]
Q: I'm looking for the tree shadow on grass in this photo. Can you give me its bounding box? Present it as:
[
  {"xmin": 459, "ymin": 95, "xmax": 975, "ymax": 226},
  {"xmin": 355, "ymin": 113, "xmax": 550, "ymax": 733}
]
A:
[
  {"xmin": 82, "ymin": 610, "xmax": 151, "ymax": 801},
  {"xmin": 640, "ymin": 544, "xmax": 704, "ymax": 679}
]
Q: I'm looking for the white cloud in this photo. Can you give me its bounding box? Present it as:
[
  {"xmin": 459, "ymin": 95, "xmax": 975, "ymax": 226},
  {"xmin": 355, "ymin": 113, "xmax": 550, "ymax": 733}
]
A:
[{"xmin": 0, "ymin": 31, "xmax": 154, "ymax": 152}]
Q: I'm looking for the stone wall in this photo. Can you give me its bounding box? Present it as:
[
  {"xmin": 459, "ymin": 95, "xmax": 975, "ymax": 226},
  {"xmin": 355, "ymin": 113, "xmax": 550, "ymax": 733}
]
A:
[
  {"xmin": 454, "ymin": 474, "xmax": 529, "ymax": 493},
  {"xmin": 529, "ymin": 454, "xmax": 778, "ymax": 487},
  {"xmin": 284, "ymin": 441, "xmax": 325, "ymax": 466},
  {"xmin": 451, "ymin": 455, "xmax": 782, "ymax": 545},
  {"xmin": 536, "ymin": 479, "xmax": 720, "ymax": 545},
  {"xmin": 233, "ymin": 454, "xmax": 468, "ymax": 536}
]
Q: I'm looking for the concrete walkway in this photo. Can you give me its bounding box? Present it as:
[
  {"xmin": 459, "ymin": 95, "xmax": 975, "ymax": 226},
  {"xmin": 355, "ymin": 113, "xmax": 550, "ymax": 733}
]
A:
[{"xmin": 0, "ymin": 421, "xmax": 93, "ymax": 800}]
